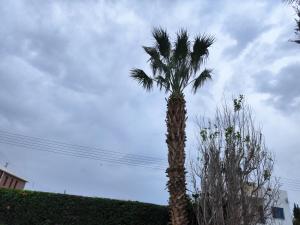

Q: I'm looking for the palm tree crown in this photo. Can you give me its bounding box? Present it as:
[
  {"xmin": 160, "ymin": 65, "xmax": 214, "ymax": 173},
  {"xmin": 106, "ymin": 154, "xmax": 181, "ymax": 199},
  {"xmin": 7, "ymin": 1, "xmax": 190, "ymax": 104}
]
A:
[{"xmin": 131, "ymin": 28, "xmax": 214, "ymax": 95}]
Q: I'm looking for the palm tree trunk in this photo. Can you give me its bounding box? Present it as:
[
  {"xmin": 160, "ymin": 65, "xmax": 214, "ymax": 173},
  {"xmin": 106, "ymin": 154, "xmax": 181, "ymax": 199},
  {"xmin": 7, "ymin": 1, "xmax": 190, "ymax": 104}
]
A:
[{"xmin": 166, "ymin": 93, "xmax": 189, "ymax": 225}]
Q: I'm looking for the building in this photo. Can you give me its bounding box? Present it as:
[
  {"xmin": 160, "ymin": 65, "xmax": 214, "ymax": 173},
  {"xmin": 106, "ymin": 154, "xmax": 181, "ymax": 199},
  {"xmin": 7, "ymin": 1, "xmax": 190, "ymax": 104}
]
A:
[
  {"xmin": 0, "ymin": 166, "xmax": 27, "ymax": 190},
  {"xmin": 271, "ymin": 190, "xmax": 293, "ymax": 225},
  {"xmin": 244, "ymin": 183, "xmax": 293, "ymax": 225}
]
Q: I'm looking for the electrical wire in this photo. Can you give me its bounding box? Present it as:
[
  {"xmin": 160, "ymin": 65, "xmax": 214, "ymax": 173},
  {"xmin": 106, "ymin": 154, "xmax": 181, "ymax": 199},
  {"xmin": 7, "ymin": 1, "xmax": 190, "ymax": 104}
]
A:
[
  {"xmin": 0, "ymin": 130, "xmax": 167, "ymax": 170},
  {"xmin": 1, "ymin": 129, "xmax": 300, "ymax": 189},
  {"xmin": 0, "ymin": 130, "xmax": 166, "ymax": 163}
]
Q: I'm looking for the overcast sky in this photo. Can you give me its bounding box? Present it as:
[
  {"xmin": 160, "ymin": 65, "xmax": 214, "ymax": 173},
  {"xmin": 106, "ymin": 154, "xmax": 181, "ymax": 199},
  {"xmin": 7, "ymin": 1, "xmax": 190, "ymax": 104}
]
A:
[{"xmin": 1, "ymin": 0, "xmax": 300, "ymax": 206}]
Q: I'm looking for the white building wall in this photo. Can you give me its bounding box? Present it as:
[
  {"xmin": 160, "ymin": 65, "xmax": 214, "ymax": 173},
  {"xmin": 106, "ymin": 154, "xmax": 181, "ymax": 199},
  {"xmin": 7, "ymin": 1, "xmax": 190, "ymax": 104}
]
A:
[{"xmin": 272, "ymin": 190, "xmax": 293, "ymax": 225}]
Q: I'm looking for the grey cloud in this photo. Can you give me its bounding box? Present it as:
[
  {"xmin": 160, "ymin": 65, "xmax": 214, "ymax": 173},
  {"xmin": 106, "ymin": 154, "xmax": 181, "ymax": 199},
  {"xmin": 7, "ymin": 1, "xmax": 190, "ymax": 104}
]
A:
[
  {"xmin": 222, "ymin": 17, "xmax": 271, "ymax": 58},
  {"xmin": 0, "ymin": 1, "xmax": 147, "ymax": 95},
  {"xmin": 255, "ymin": 63, "xmax": 300, "ymax": 112},
  {"xmin": 253, "ymin": 26, "xmax": 299, "ymax": 65},
  {"xmin": 220, "ymin": 0, "xmax": 282, "ymax": 59},
  {"xmin": 0, "ymin": 0, "xmax": 300, "ymax": 206},
  {"xmin": 0, "ymin": 0, "xmax": 170, "ymax": 204}
]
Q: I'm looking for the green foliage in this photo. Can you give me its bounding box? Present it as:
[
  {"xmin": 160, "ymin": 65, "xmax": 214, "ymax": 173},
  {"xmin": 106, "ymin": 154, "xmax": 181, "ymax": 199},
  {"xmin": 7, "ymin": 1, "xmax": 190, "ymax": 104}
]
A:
[
  {"xmin": 200, "ymin": 129, "xmax": 207, "ymax": 141},
  {"xmin": 192, "ymin": 69, "xmax": 212, "ymax": 93},
  {"xmin": 233, "ymin": 95, "xmax": 244, "ymax": 112},
  {"xmin": 263, "ymin": 169, "xmax": 271, "ymax": 180},
  {"xmin": 130, "ymin": 69, "xmax": 154, "ymax": 91},
  {"xmin": 0, "ymin": 188, "xmax": 169, "ymax": 225},
  {"xmin": 225, "ymin": 126, "xmax": 234, "ymax": 139},
  {"xmin": 294, "ymin": 203, "xmax": 300, "ymax": 225},
  {"xmin": 130, "ymin": 27, "xmax": 214, "ymax": 95}
]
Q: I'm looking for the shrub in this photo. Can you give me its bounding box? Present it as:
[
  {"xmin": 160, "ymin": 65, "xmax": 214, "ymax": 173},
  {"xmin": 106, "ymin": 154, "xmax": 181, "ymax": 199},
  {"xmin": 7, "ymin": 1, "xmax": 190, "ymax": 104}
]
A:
[{"xmin": 0, "ymin": 188, "xmax": 169, "ymax": 225}]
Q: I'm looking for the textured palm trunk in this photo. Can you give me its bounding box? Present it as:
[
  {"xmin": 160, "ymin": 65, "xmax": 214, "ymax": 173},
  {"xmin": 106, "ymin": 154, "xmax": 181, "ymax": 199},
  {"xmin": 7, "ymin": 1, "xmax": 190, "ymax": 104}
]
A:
[{"xmin": 166, "ymin": 93, "xmax": 189, "ymax": 225}]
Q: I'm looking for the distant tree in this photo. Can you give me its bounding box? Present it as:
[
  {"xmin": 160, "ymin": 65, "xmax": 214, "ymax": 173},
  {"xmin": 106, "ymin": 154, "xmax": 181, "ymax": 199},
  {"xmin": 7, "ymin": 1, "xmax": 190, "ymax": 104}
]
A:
[
  {"xmin": 294, "ymin": 204, "xmax": 300, "ymax": 225},
  {"xmin": 295, "ymin": 8, "xmax": 300, "ymax": 43},
  {"xmin": 190, "ymin": 96, "xmax": 280, "ymax": 225},
  {"xmin": 284, "ymin": 0, "xmax": 300, "ymax": 44},
  {"xmin": 131, "ymin": 28, "xmax": 214, "ymax": 225}
]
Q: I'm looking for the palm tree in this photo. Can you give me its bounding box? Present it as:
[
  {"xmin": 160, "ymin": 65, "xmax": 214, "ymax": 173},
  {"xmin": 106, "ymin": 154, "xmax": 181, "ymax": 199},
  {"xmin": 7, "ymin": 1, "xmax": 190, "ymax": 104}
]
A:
[{"xmin": 130, "ymin": 28, "xmax": 214, "ymax": 225}]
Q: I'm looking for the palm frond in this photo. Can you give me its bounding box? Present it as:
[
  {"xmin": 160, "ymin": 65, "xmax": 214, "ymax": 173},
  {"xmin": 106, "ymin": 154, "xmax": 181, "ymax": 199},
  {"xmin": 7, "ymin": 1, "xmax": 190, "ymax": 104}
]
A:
[
  {"xmin": 155, "ymin": 75, "xmax": 170, "ymax": 92},
  {"xmin": 150, "ymin": 59, "xmax": 164, "ymax": 76},
  {"xmin": 130, "ymin": 69, "xmax": 153, "ymax": 91},
  {"xmin": 130, "ymin": 28, "xmax": 214, "ymax": 95},
  {"xmin": 143, "ymin": 46, "xmax": 164, "ymax": 75},
  {"xmin": 143, "ymin": 46, "xmax": 160, "ymax": 60},
  {"xmin": 192, "ymin": 69, "xmax": 212, "ymax": 93},
  {"xmin": 176, "ymin": 65, "xmax": 190, "ymax": 91},
  {"xmin": 152, "ymin": 27, "xmax": 171, "ymax": 59},
  {"xmin": 191, "ymin": 35, "xmax": 214, "ymax": 72},
  {"xmin": 174, "ymin": 29, "xmax": 190, "ymax": 62}
]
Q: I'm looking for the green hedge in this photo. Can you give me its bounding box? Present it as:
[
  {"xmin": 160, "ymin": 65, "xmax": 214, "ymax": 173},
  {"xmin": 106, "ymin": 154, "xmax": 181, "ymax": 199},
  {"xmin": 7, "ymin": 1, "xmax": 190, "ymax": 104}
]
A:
[{"xmin": 0, "ymin": 188, "xmax": 169, "ymax": 225}]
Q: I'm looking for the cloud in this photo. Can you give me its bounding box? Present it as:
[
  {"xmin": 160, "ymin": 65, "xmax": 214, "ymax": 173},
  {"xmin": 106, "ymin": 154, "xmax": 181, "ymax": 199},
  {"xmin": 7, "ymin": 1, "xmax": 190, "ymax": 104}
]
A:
[
  {"xmin": 222, "ymin": 18, "xmax": 271, "ymax": 58},
  {"xmin": 255, "ymin": 63, "xmax": 300, "ymax": 112},
  {"xmin": 0, "ymin": 0, "xmax": 300, "ymax": 206}
]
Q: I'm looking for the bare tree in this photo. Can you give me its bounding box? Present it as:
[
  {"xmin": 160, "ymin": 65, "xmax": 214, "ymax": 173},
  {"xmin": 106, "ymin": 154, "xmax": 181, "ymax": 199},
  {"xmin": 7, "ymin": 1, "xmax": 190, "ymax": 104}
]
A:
[
  {"xmin": 284, "ymin": 0, "xmax": 300, "ymax": 4},
  {"xmin": 284, "ymin": 0, "xmax": 300, "ymax": 44},
  {"xmin": 190, "ymin": 96, "xmax": 280, "ymax": 225}
]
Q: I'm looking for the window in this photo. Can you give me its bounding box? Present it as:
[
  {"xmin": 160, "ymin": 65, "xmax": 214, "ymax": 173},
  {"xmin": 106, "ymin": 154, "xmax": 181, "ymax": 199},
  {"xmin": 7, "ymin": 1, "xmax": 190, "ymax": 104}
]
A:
[
  {"xmin": 0, "ymin": 171, "xmax": 3, "ymax": 179},
  {"xmin": 272, "ymin": 207, "xmax": 285, "ymax": 219}
]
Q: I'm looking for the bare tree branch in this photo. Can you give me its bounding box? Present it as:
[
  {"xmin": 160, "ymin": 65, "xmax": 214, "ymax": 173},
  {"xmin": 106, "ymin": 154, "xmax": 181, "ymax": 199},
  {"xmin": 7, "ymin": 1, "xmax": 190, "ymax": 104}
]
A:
[{"xmin": 190, "ymin": 96, "xmax": 280, "ymax": 225}]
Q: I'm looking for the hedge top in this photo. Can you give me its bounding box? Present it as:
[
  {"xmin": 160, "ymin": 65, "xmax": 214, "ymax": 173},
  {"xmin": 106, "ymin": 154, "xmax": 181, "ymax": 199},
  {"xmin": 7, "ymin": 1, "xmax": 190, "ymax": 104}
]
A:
[{"xmin": 0, "ymin": 188, "xmax": 169, "ymax": 225}]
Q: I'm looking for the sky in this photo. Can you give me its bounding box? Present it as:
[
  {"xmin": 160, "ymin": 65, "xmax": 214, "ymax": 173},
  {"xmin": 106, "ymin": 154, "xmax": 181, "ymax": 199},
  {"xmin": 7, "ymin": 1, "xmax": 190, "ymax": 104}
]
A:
[{"xmin": 0, "ymin": 0, "xmax": 300, "ymax": 206}]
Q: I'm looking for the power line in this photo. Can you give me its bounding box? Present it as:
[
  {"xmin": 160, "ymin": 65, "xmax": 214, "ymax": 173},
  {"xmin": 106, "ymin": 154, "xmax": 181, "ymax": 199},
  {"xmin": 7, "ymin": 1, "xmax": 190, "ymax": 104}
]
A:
[
  {"xmin": 0, "ymin": 130, "xmax": 166, "ymax": 163},
  {"xmin": 281, "ymin": 184, "xmax": 300, "ymax": 191},
  {"xmin": 0, "ymin": 135, "xmax": 165, "ymax": 168},
  {"xmin": 274, "ymin": 177, "xmax": 300, "ymax": 193},
  {"xmin": 281, "ymin": 180, "xmax": 300, "ymax": 186},
  {"xmin": 0, "ymin": 129, "xmax": 167, "ymax": 170},
  {"xmin": 278, "ymin": 177, "xmax": 300, "ymax": 188},
  {"xmin": 281, "ymin": 177, "xmax": 300, "ymax": 184},
  {"xmin": 1, "ymin": 129, "xmax": 300, "ymax": 188}
]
